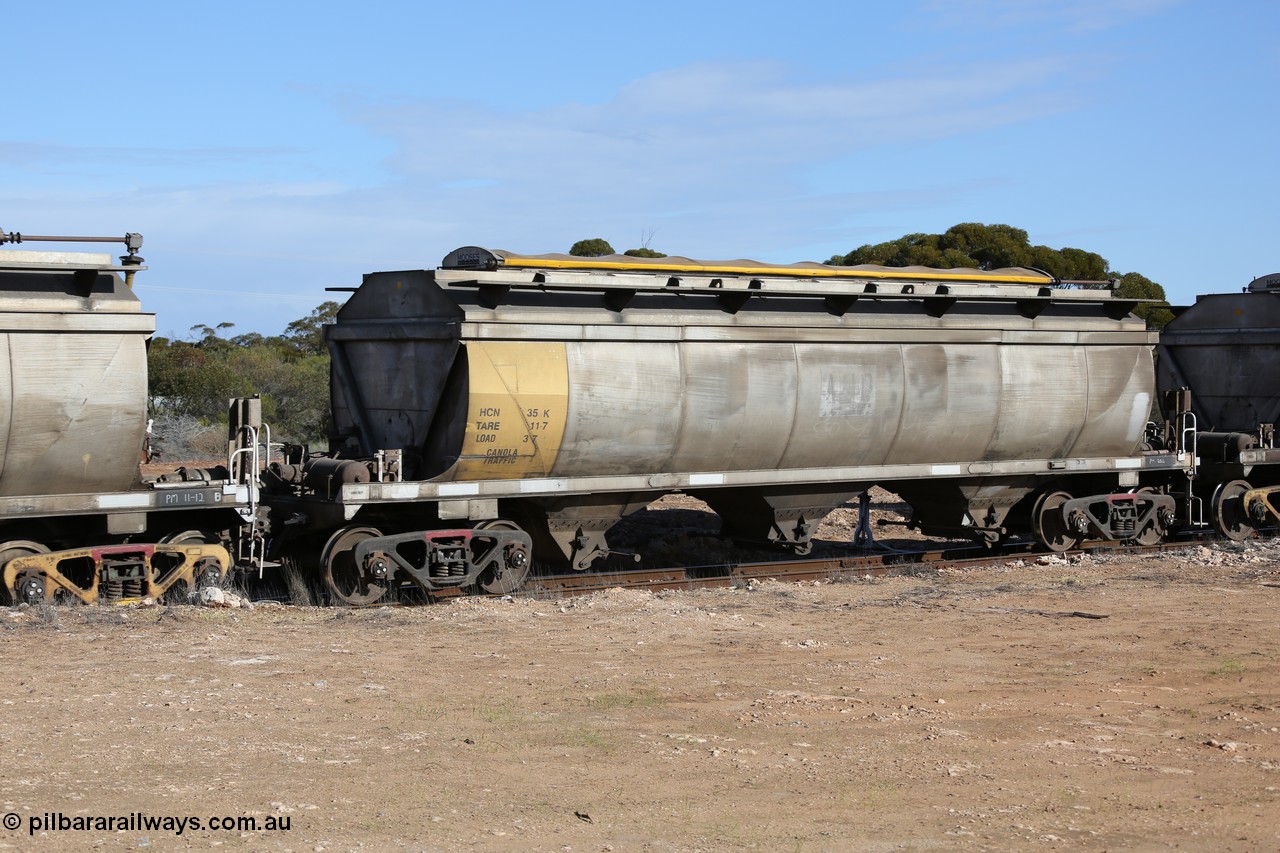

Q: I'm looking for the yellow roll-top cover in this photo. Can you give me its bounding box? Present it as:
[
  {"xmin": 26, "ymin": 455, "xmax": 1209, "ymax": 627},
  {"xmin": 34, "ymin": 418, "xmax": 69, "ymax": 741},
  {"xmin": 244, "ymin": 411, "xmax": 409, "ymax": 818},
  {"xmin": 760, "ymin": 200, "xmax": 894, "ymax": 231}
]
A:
[{"xmin": 440, "ymin": 246, "xmax": 1056, "ymax": 286}]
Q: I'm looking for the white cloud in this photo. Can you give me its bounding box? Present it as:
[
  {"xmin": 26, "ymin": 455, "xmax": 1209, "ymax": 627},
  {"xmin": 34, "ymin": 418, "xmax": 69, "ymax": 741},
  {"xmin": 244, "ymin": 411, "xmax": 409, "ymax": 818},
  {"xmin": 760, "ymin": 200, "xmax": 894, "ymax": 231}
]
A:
[
  {"xmin": 335, "ymin": 56, "xmax": 1091, "ymax": 256},
  {"xmin": 364, "ymin": 58, "xmax": 1084, "ymax": 181}
]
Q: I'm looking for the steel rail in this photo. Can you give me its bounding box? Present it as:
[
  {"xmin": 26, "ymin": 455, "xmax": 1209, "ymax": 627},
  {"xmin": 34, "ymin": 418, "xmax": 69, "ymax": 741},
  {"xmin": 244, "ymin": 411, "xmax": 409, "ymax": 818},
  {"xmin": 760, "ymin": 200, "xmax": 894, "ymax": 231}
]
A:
[{"xmin": 417, "ymin": 538, "xmax": 1201, "ymax": 604}]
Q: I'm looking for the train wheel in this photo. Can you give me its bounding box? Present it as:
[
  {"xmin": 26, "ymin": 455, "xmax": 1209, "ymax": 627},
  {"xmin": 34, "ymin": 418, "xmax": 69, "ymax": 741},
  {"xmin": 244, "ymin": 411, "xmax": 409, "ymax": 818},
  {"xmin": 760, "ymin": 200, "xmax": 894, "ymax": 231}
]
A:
[
  {"xmin": 320, "ymin": 525, "xmax": 390, "ymax": 606},
  {"xmin": 1212, "ymin": 480, "xmax": 1256, "ymax": 541},
  {"xmin": 474, "ymin": 520, "xmax": 531, "ymax": 595},
  {"xmin": 1131, "ymin": 488, "xmax": 1166, "ymax": 546},
  {"xmin": 1032, "ymin": 491, "xmax": 1081, "ymax": 553},
  {"xmin": 0, "ymin": 540, "xmax": 50, "ymax": 604},
  {"xmin": 1134, "ymin": 523, "xmax": 1165, "ymax": 547},
  {"xmin": 157, "ymin": 530, "xmax": 225, "ymax": 603},
  {"xmin": 14, "ymin": 571, "xmax": 47, "ymax": 605},
  {"xmin": 159, "ymin": 529, "xmax": 219, "ymax": 546}
]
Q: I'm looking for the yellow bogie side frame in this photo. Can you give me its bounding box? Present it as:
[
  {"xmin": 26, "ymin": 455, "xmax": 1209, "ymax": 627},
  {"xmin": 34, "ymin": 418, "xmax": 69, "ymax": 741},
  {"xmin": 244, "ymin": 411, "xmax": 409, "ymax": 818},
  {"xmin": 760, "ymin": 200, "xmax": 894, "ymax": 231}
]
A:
[
  {"xmin": 1243, "ymin": 486, "xmax": 1280, "ymax": 528},
  {"xmin": 3, "ymin": 543, "xmax": 230, "ymax": 605}
]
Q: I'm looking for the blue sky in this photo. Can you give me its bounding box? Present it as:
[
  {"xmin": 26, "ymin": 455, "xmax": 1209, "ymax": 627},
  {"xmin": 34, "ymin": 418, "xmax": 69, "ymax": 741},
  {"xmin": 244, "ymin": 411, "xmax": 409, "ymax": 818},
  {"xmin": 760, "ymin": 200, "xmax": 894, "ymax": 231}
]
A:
[{"xmin": 5, "ymin": 0, "xmax": 1277, "ymax": 338}]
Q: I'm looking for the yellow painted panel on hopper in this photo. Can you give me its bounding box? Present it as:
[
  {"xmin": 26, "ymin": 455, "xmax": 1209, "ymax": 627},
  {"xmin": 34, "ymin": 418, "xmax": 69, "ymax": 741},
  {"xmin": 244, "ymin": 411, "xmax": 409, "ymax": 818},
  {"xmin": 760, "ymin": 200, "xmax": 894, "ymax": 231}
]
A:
[{"xmin": 455, "ymin": 341, "xmax": 569, "ymax": 479}]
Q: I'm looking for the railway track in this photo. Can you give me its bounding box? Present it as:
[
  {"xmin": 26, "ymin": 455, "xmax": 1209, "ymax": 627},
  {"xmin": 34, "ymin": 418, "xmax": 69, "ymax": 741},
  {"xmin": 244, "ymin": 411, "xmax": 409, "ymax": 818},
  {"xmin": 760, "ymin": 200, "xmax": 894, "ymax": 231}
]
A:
[
  {"xmin": 418, "ymin": 537, "xmax": 1204, "ymax": 605},
  {"xmin": 5, "ymin": 529, "xmax": 1217, "ymax": 608}
]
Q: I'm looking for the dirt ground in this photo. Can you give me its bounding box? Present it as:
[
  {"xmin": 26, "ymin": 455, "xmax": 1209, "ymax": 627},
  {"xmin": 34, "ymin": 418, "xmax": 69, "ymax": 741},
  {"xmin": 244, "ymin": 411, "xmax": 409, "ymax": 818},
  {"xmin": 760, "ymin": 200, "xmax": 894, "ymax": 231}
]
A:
[{"xmin": 1, "ymin": 532, "xmax": 1278, "ymax": 852}]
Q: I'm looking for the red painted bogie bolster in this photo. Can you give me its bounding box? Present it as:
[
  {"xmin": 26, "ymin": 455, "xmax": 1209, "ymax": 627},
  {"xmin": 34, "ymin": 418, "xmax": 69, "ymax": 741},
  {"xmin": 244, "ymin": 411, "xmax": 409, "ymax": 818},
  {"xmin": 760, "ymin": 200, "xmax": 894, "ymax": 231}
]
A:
[
  {"xmin": 89, "ymin": 544, "xmax": 157, "ymax": 559},
  {"xmin": 422, "ymin": 529, "xmax": 475, "ymax": 543}
]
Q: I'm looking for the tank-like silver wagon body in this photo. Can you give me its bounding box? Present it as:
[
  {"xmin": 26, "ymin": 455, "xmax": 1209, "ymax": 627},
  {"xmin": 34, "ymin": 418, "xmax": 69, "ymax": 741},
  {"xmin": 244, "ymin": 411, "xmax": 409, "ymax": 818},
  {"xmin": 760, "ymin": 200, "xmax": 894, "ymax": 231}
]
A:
[
  {"xmin": 0, "ymin": 247, "xmax": 152, "ymax": 497},
  {"xmin": 324, "ymin": 248, "xmax": 1159, "ymax": 568}
]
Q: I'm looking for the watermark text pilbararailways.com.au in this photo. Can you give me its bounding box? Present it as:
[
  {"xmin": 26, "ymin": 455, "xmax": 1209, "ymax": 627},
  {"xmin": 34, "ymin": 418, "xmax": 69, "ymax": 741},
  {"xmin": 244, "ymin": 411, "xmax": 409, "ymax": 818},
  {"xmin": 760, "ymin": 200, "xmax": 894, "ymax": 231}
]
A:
[{"xmin": 5, "ymin": 811, "xmax": 292, "ymax": 837}]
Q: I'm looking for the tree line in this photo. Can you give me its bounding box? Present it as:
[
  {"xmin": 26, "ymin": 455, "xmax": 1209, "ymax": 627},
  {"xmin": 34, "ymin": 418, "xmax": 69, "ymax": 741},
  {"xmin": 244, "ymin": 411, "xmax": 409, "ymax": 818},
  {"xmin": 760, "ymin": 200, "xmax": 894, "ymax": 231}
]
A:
[{"xmin": 146, "ymin": 302, "xmax": 339, "ymax": 457}]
